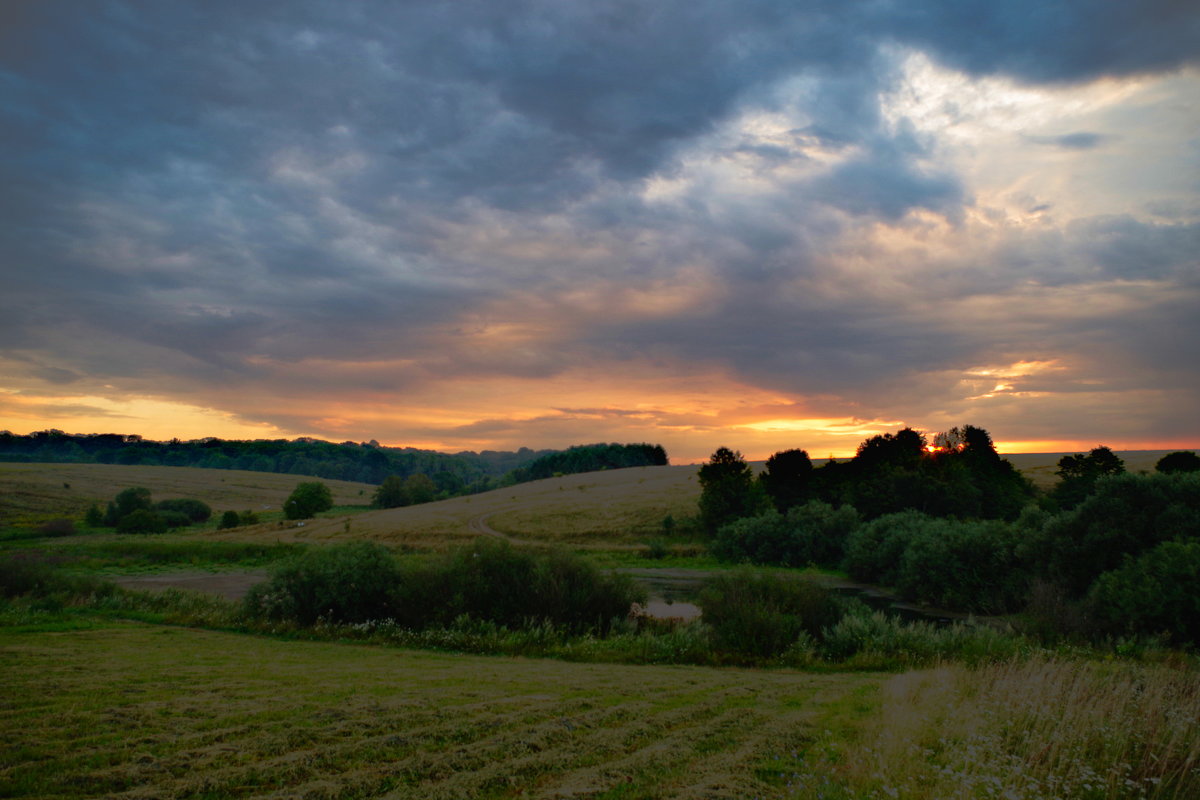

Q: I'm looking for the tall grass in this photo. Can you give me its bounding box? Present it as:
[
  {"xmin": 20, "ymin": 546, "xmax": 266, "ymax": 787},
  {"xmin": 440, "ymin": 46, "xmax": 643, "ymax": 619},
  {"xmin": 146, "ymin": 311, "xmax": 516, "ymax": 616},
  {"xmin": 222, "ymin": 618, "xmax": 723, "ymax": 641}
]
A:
[{"xmin": 789, "ymin": 657, "xmax": 1200, "ymax": 799}]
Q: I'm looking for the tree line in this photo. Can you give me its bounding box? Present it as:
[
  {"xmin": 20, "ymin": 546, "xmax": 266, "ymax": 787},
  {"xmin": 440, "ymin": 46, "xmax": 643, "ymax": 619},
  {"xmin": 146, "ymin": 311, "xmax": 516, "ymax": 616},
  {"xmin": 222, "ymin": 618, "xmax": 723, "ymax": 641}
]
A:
[{"xmin": 697, "ymin": 426, "xmax": 1200, "ymax": 646}]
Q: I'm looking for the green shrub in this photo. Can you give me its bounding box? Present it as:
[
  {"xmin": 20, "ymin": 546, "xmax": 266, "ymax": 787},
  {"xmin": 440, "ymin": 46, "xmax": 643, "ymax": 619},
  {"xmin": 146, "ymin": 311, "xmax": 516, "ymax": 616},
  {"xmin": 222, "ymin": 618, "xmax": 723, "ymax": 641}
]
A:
[
  {"xmin": 245, "ymin": 539, "xmax": 644, "ymax": 635},
  {"xmin": 157, "ymin": 510, "xmax": 193, "ymax": 529},
  {"xmin": 895, "ymin": 519, "xmax": 1026, "ymax": 613},
  {"xmin": 244, "ymin": 541, "xmax": 403, "ymax": 625},
  {"xmin": 1156, "ymin": 450, "xmax": 1200, "ymax": 474},
  {"xmin": 842, "ymin": 510, "xmax": 930, "ymax": 584},
  {"xmin": 283, "ymin": 482, "xmax": 333, "ymax": 520},
  {"xmin": 1027, "ymin": 472, "xmax": 1200, "ymax": 596},
  {"xmin": 155, "ymin": 498, "xmax": 212, "ymax": 523},
  {"xmin": 83, "ymin": 505, "xmax": 104, "ymax": 527},
  {"xmin": 111, "ymin": 487, "xmax": 153, "ymax": 521},
  {"xmin": 698, "ymin": 569, "xmax": 844, "ymax": 659},
  {"xmin": 1089, "ymin": 540, "xmax": 1200, "ymax": 647},
  {"xmin": 713, "ymin": 501, "xmax": 860, "ymax": 568},
  {"xmin": 217, "ymin": 510, "xmax": 241, "ymax": 529},
  {"xmin": 115, "ymin": 509, "xmax": 168, "ymax": 534},
  {"xmin": 239, "ymin": 509, "xmax": 260, "ymax": 525}
]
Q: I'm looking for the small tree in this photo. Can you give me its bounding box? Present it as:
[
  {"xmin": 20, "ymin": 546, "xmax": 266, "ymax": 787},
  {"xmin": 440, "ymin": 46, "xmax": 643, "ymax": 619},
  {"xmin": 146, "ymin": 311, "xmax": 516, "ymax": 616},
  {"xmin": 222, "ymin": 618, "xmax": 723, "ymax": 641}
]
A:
[
  {"xmin": 1157, "ymin": 451, "xmax": 1200, "ymax": 474},
  {"xmin": 218, "ymin": 510, "xmax": 241, "ymax": 529},
  {"xmin": 698, "ymin": 447, "xmax": 770, "ymax": 534},
  {"xmin": 84, "ymin": 505, "xmax": 104, "ymax": 527},
  {"xmin": 404, "ymin": 473, "xmax": 437, "ymax": 505},
  {"xmin": 116, "ymin": 509, "xmax": 168, "ymax": 534},
  {"xmin": 284, "ymin": 482, "xmax": 333, "ymax": 520},
  {"xmin": 373, "ymin": 475, "xmax": 409, "ymax": 508}
]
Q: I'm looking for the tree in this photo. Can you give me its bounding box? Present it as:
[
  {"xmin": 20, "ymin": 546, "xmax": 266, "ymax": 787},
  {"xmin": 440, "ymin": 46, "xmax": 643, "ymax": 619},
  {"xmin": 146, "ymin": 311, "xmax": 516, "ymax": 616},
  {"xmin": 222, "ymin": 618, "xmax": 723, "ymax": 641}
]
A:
[
  {"xmin": 698, "ymin": 447, "xmax": 770, "ymax": 534},
  {"xmin": 284, "ymin": 482, "xmax": 334, "ymax": 520},
  {"xmin": 113, "ymin": 487, "xmax": 153, "ymax": 520},
  {"xmin": 218, "ymin": 510, "xmax": 241, "ymax": 529},
  {"xmin": 403, "ymin": 473, "xmax": 437, "ymax": 505},
  {"xmin": 1157, "ymin": 451, "xmax": 1200, "ymax": 474},
  {"xmin": 760, "ymin": 449, "xmax": 813, "ymax": 513},
  {"xmin": 372, "ymin": 475, "xmax": 409, "ymax": 508},
  {"xmin": 1052, "ymin": 446, "xmax": 1126, "ymax": 509}
]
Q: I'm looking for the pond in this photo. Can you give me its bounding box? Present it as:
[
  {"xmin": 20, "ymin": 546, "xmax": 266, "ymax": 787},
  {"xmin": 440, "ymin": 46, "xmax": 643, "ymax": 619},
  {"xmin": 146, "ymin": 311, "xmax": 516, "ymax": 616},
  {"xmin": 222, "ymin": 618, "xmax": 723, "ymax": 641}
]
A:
[{"xmin": 621, "ymin": 567, "xmax": 983, "ymax": 626}]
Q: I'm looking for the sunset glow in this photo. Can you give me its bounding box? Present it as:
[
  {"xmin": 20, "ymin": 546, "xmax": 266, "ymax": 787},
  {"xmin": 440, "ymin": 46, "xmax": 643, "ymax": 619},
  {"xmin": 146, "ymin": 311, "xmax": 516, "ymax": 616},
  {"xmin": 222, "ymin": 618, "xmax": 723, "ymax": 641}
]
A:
[{"xmin": 1, "ymin": 3, "xmax": 1196, "ymax": 460}]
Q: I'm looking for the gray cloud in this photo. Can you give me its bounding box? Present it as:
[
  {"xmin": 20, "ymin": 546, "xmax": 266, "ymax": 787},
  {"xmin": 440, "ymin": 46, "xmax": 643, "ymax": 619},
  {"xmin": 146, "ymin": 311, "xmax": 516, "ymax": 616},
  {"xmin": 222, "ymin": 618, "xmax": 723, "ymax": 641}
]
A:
[
  {"xmin": 1025, "ymin": 132, "xmax": 1113, "ymax": 150},
  {"xmin": 0, "ymin": 0, "xmax": 1197, "ymax": 448}
]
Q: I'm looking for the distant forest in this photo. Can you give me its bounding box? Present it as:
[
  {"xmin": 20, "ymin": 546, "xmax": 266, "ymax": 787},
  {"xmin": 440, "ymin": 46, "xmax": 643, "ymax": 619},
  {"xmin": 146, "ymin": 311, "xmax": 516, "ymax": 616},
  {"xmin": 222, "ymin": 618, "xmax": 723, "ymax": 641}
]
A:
[{"xmin": 0, "ymin": 431, "xmax": 669, "ymax": 499}]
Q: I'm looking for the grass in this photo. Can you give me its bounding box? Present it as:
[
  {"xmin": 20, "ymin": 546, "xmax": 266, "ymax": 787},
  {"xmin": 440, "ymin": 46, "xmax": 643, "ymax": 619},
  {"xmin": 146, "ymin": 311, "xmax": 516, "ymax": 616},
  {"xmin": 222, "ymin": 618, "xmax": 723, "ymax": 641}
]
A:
[
  {"xmin": 0, "ymin": 462, "xmax": 375, "ymax": 528},
  {"xmin": 784, "ymin": 657, "xmax": 1200, "ymax": 799},
  {"xmin": 0, "ymin": 621, "xmax": 879, "ymax": 799}
]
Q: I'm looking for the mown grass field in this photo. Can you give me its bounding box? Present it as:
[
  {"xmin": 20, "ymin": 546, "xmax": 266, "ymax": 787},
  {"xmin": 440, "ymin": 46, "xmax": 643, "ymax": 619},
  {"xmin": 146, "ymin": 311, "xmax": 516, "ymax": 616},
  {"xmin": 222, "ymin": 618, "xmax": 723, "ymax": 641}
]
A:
[{"xmin": 0, "ymin": 621, "xmax": 879, "ymax": 800}]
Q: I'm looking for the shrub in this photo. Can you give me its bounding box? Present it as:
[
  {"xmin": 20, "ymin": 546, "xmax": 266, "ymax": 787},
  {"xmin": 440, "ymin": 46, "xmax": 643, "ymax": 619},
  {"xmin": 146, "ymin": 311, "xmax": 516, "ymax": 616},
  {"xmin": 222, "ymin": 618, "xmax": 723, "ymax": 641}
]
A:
[
  {"xmin": 713, "ymin": 502, "xmax": 860, "ymax": 568},
  {"xmin": 373, "ymin": 475, "xmax": 408, "ymax": 508},
  {"xmin": 217, "ymin": 510, "xmax": 241, "ymax": 530},
  {"xmin": 239, "ymin": 510, "xmax": 259, "ymax": 525},
  {"xmin": 283, "ymin": 482, "xmax": 333, "ymax": 520},
  {"xmin": 1157, "ymin": 450, "xmax": 1200, "ymax": 474},
  {"xmin": 83, "ymin": 505, "xmax": 104, "ymax": 527},
  {"xmin": 155, "ymin": 498, "xmax": 213, "ymax": 523},
  {"xmin": 1089, "ymin": 540, "xmax": 1200, "ymax": 647},
  {"xmin": 245, "ymin": 539, "xmax": 644, "ymax": 635},
  {"xmin": 115, "ymin": 509, "xmax": 168, "ymax": 534},
  {"xmin": 895, "ymin": 519, "xmax": 1026, "ymax": 613},
  {"xmin": 407, "ymin": 539, "xmax": 642, "ymax": 634},
  {"xmin": 842, "ymin": 510, "xmax": 931, "ymax": 584},
  {"xmin": 244, "ymin": 541, "xmax": 403, "ymax": 625},
  {"xmin": 1028, "ymin": 472, "xmax": 1200, "ymax": 596},
  {"xmin": 698, "ymin": 569, "xmax": 844, "ymax": 659},
  {"xmin": 112, "ymin": 487, "xmax": 153, "ymax": 520},
  {"xmin": 157, "ymin": 510, "xmax": 193, "ymax": 529}
]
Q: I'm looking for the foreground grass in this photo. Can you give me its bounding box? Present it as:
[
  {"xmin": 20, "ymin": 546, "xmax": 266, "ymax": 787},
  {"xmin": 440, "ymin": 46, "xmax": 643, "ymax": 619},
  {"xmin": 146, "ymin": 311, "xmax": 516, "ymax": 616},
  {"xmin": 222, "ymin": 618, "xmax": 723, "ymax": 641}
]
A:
[
  {"xmin": 0, "ymin": 621, "xmax": 878, "ymax": 799},
  {"xmin": 785, "ymin": 658, "xmax": 1200, "ymax": 800}
]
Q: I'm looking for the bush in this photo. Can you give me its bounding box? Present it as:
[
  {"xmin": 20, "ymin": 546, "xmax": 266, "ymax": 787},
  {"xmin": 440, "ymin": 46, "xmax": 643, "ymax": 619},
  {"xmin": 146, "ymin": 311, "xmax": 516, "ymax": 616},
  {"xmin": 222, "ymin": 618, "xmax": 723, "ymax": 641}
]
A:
[
  {"xmin": 157, "ymin": 510, "xmax": 193, "ymax": 529},
  {"xmin": 111, "ymin": 487, "xmax": 153, "ymax": 521},
  {"xmin": 842, "ymin": 510, "xmax": 931, "ymax": 585},
  {"xmin": 217, "ymin": 510, "xmax": 241, "ymax": 530},
  {"xmin": 1028, "ymin": 472, "xmax": 1200, "ymax": 596},
  {"xmin": 698, "ymin": 569, "xmax": 844, "ymax": 659},
  {"xmin": 239, "ymin": 510, "xmax": 259, "ymax": 525},
  {"xmin": 83, "ymin": 505, "xmax": 104, "ymax": 527},
  {"xmin": 1089, "ymin": 540, "xmax": 1200, "ymax": 646},
  {"xmin": 283, "ymin": 482, "xmax": 333, "ymax": 520},
  {"xmin": 373, "ymin": 475, "xmax": 408, "ymax": 508},
  {"xmin": 894, "ymin": 519, "xmax": 1026, "ymax": 613},
  {"xmin": 115, "ymin": 509, "xmax": 168, "ymax": 534},
  {"xmin": 245, "ymin": 539, "xmax": 644, "ymax": 635},
  {"xmin": 406, "ymin": 539, "xmax": 642, "ymax": 634},
  {"xmin": 713, "ymin": 501, "xmax": 860, "ymax": 568},
  {"xmin": 1157, "ymin": 450, "xmax": 1200, "ymax": 474},
  {"xmin": 155, "ymin": 498, "xmax": 212, "ymax": 523},
  {"xmin": 244, "ymin": 541, "xmax": 403, "ymax": 625}
]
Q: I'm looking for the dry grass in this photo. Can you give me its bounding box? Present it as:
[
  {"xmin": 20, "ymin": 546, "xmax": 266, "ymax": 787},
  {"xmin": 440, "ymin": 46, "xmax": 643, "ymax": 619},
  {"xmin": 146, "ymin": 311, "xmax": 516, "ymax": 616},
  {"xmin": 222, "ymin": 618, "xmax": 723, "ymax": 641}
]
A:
[
  {"xmin": 0, "ymin": 463, "xmax": 374, "ymax": 526},
  {"xmin": 211, "ymin": 465, "xmax": 703, "ymax": 550},
  {"xmin": 0, "ymin": 621, "xmax": 878, "ymax": 799},
  {"xmin": 788, "ymin": 656, "xmax": 1200, "ymax": 799}
]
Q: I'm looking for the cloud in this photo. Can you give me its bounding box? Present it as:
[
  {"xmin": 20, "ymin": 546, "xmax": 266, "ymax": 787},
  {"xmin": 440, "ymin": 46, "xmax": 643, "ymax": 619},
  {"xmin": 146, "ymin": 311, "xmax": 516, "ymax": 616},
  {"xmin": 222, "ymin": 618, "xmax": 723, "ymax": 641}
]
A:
[
  {"xmin": 0, "ymin": 1, "xmax": 1197, "ymax": 453},
  {"xmin": 1025, "ymin": 132, "xmax": 1113, "ymax": 150}
]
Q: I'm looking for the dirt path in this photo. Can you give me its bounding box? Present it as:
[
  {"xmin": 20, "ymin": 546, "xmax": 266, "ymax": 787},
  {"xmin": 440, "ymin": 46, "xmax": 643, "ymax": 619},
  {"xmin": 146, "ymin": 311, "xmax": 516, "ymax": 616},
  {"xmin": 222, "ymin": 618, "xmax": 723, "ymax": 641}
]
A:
[{"xmin": 111, "ymin": 570, "xmax": 266, "ymax": 601}]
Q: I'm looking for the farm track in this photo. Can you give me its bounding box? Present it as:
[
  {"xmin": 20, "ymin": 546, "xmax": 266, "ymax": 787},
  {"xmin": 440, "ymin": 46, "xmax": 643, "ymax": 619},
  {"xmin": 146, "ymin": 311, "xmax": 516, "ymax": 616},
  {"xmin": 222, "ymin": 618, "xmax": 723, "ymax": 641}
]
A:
[{"xmin": 0, "ymin": 624, "xmax": 880, "ymax": 799}]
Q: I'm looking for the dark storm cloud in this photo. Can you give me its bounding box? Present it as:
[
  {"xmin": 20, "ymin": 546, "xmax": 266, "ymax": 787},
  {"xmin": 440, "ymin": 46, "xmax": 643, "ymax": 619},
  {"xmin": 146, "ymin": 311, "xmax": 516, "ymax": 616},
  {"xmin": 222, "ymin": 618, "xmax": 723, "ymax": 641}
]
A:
[{"xmin": 1, "ymin": 0, "xmax": 1197, "ymax": 441}]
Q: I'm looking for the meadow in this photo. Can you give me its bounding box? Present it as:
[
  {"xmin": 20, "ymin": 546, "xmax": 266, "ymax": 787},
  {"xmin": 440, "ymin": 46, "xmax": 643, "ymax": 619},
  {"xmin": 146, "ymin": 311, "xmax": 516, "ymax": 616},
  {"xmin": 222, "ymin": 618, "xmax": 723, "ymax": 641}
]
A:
[{"xmin": 2, "ymin": 452, "xmax": 1197, "ymax": 798}]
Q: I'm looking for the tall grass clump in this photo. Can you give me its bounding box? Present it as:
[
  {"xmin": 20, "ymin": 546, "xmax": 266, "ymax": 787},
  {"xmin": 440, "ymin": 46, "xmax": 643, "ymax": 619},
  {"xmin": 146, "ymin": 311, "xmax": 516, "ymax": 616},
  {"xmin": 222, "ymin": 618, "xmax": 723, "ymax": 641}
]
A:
[{"xmin": 796, "ymin": 657, "xmax": 1200, "ymax": 800}]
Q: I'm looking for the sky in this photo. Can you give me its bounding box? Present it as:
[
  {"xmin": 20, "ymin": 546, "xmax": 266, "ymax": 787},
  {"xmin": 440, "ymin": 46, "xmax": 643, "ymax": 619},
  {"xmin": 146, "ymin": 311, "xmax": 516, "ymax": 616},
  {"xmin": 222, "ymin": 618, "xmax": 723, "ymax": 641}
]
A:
[{"xmin": 1, "ymin": 1, "xmax": 1198, "ymax": 463}]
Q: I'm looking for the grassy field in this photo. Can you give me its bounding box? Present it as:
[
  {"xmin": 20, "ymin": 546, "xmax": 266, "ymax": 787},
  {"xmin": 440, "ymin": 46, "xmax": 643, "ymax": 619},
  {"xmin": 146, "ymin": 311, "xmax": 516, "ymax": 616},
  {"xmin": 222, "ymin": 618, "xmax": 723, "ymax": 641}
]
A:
[
  {"xmin": 0, "ymin": 621, "xmax": 879, "ymax": 799},
  {"xmin": 0, "ymin": 463, "xmax": 375, "ymax": 528}
]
